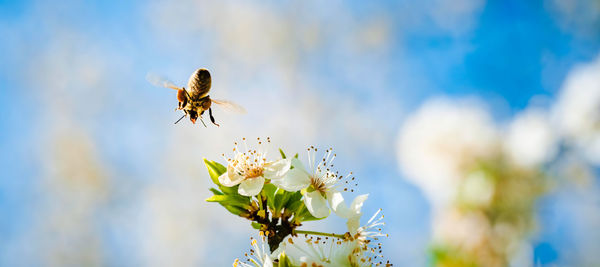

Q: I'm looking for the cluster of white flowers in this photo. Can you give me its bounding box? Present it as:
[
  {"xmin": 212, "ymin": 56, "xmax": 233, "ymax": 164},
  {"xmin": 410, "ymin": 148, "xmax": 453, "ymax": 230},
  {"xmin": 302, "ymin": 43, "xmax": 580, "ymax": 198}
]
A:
[
  {"xmin": 553, "ymin": 55, "xmax": 600, "ymax": 166},
  {"xmin": 205, "ymin": 137, "xmax": 390, "ymax": 267},
  {"xmin": 235, "ymin": 210, "xmax": 390, "ymax": 267},
  {"xmin": 397, "ymin": 98, "xmax": 556, "ymax": 265},
  {"xmin": 397, "ymin": 98, "xmax": 499, "ymax": 209},
  {"xmin": 282, "ymin": 210, "xmax": 389, "ymax": 267},
  {"xmin": 218, "ymin": 139, "xmax": 367, "ymax": 221},
  {"xmin": 397, "ymin": 56, "xmax": 600, "ymax": 209},
  {"xmin": 396, "ymin": 55, "xmax": 600, "ymax": 266}
]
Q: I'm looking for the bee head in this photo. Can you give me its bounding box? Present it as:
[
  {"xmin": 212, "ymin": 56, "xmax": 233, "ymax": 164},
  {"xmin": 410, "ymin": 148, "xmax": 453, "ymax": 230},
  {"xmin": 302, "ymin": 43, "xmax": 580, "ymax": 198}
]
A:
[
  {"xmin": 177, "ymin": 88, "xmax": 188, "ymax": 108},
  {"xmin": 188, "ymin": 110, "xmax": 198, "ymax": 124}
]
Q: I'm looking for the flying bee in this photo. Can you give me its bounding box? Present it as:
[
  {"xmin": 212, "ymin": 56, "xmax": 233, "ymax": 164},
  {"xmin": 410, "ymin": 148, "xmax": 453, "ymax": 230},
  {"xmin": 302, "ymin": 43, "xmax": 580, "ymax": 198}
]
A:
[{"xmin": 147, "ymin": 68, "xmax": 246, "ymax": 126}]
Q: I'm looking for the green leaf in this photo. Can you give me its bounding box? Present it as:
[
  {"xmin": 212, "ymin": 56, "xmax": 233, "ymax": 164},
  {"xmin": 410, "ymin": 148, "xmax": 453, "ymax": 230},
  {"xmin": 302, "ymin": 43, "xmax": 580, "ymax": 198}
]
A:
[
  {"xmin": 205, "ymin": 194, "xmax": 251, "ymax": 208},
  {"xmin": 274, "ymin": 190, "xmax": 292, "ymax": 214},
  {"xmin": 209, "ymin": 188, "xmax": 223, "ymax": 195},
  {"xmin": 286, "ymin": 199, "xmax": 304, "ymax": 215},
  {"xmin": 203, "ymin": 158, "xmax": 226, "ymax": 185},
  {"xmin": 263, "ymin": 183, "xmax": 277, "ymax": 197},
  {"xmin": 297, "ymin": 205, "xmax": 328, "ymax": 221},
  {"xmin": 273, "ymin": 191, "xmax": 285, "ymax": 213},
  {"xmin": 219, "ymin": 184, "xmax": 239, "ymax": 195},
  {"xmin": 300, "ymin": 212, "xmax": 328, "ymax": 222},
  {"xmin": 284, "ymin": 191, "xmax": 303, "ymax": 210},
  {"xmin": 294, "ymin": 153, "xmax": 298, "ymax": 158},
  {"xmin": 262, "ymin": 183, "xmax": 277, "ymax": 210},
  {"xmin": 251, "ymin": 222, "xmax": 262, "ymax": 230},
  {"xmin": 223, "ymin": 205, "xmax": 246, "ymax": 216},
  {"xmin": 203, "ymin": 159, "xmax": 240, "ymax": 195},
  {"xmin": 279, "ymin": 148, "xmax": 287, "ymax": 159}
]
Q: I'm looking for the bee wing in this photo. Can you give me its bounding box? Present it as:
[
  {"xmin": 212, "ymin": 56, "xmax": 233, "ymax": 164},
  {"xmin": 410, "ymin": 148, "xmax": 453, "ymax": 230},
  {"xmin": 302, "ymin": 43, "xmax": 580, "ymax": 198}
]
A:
[
  {"xmin": 146, "ymin": 72, "xmax": 182, "ymax": 90},
  {"xmin": 211, "ymin": 99, "xmax": 247, "ymax": 114}
]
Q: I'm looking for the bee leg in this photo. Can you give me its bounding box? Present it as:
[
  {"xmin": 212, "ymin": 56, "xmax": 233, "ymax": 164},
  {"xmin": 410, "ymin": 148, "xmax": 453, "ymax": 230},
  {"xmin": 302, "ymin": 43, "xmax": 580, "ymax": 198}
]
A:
[
  {"xmin": 209, "ymin": 107, "xmax": 220, "ymax": 127},
  {"xmin": 199, "ymin": 118, "xmax": 207, "ymax": 127},
  {"xmin": 174, "ymin": 114, "xmax": 186, "ymax": 124}
]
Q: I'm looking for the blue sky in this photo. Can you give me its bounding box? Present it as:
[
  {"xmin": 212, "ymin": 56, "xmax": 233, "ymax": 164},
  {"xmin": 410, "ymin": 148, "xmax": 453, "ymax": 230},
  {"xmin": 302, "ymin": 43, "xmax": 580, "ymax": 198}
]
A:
[{"xmin": 1, "ymin": 0, "xmax": 599, "ymax": 266}]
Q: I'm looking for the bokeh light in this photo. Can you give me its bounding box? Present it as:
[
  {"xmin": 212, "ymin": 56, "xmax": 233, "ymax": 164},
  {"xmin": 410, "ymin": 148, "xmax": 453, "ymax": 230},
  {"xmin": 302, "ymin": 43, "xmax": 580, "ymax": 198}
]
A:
[{"xmin": 1, "ymin": 0, "xmax": 599, "ymax": 266}]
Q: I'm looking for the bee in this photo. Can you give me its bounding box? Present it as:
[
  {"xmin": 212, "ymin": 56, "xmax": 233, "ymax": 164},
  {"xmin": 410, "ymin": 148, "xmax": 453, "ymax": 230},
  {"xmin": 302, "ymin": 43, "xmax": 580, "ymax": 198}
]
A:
[{"xmin": 147, "ymin": 68, "xmax": 246, "ymax": 126}]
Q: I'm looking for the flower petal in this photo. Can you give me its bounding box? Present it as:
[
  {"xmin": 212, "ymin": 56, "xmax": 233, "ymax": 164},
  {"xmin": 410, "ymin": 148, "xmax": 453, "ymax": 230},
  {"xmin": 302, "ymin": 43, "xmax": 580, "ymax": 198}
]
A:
[
  {"xmin": 346, "ymin": 217, "xmax": 361, "ymax": 235},
  {"xmin": 263, "ymin": 158, "xmax": 291, "ymax": 179},
  {"xmin": 271, "ymin": 167, "xmax": 311, "ymax": 192},
  {"xmin": 238, "ymin": 176, "xmax": 265, "ymax": 196},
  {"xmin": 304, "ymin": 191, "xmax": 330, "ymax": 218},
  {"xmin": 345, "ymin": 194, "xmax": 369, "ymax": 234},
  {"xmin": 218, "ymin": 168, "xmax": 244, "ymax": 187},
  {"xmin": 263, "ymin": 254, "xmax": 273, "ymax": 267},
  {"xmin": 349, "ymin": 194, "xmax": 369, "ymax": 215},
  {"xmin": 326, "ymin": 190, "xmax": 353, "ymax": 219},
  {"xmin": 328, "ymin": 239, "xmax": 356, "ymax": 265},
  {"xmin": 290, "ymin": 157, "xmax": 304, "ymax": 170}
]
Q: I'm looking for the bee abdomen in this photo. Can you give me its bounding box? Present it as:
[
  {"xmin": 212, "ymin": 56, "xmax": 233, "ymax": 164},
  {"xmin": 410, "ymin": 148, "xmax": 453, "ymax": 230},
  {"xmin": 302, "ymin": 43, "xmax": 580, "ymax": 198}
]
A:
[{"xmin": 187, "ymin": 68, "xmax": 211, "ymax": 99}]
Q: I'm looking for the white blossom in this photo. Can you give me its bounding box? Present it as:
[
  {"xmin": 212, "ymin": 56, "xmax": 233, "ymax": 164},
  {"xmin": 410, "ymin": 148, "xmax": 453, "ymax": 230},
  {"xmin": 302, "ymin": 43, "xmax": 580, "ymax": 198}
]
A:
[
  {"xmin": 219, "ymin": 138, "xmax": 291, "ymax": 196},
  {"xmin": 459, "ymin": 171, "xmax": 495, "ymax": 207},
  {"xmin": 504, "ymin": 108, "xmax": 558, "ymax": 167},
  {"xmin": 397, "ymin": 98, "xmax": 499, "ymax": 208},
  {"xmin": 233, "ymin": 231, "xmax": 276, "ymax": 267},
  {"xmin": 272, "ymin": 147, "xmax": 366, "ymax": 219},
  {"xmin": 553, "ymin": 55, "xmax": 600, "ymax": 165},
  {"xmin": 282, "ymin": 210, "xmax": 389, "ymax": 267},
  {"xmin": 433, "ymin": 209, "xmax": 491, "ymax": 251}
]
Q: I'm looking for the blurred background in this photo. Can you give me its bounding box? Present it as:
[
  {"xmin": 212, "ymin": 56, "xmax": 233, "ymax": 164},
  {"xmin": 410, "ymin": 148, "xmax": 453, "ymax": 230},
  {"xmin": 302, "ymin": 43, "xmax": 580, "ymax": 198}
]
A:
[{"xmin": 1, "ymin": 0, "xmax": 600, "ymax": 266}]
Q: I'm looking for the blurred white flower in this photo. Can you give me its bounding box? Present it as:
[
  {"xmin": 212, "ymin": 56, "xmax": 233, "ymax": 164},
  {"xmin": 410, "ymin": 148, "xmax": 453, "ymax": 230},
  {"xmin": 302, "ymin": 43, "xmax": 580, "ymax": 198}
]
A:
[
  {"xmin": 272, "ymin": 147, "xmax": 364, "ymax": 219},
  {"xmin": 433, "ymin": 209, "xmax": 490, "ymax": 251},
  {"xmin": 459, "ymin": 171, "xmax": 495, "ymax": 207},
  {"xmin": 397, "ymin": 98, "xmax": 498, "ymax": 208},
  {"xmin": 219, "ymin": 138, "xmax": 291, "ymax": 196},
  {"xmin": 504, "ymin": 109, "xmax": 558, "ymax": 167},
  {"xmin": 553, "ymin": 55, "xmax": 600, "ymax": 165}
]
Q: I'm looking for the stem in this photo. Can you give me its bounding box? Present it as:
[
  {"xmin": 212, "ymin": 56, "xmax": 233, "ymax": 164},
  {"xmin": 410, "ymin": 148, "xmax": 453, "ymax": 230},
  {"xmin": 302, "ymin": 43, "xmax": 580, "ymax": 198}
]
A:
[
  {"xmin": 267, "ymin": 217, "xmax": 293, "ymax": 252},
  {"xmin": 294, "ymin": 230, "xmax": 346, "ymax": 239}
]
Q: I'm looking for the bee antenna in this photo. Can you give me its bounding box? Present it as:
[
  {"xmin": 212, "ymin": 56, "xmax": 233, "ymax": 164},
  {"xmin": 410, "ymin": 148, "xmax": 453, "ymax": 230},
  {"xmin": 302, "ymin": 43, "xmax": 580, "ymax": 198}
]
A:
[{"xmin": 174, "ymin": 114, "xmax": 186, "ymax": 124}]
